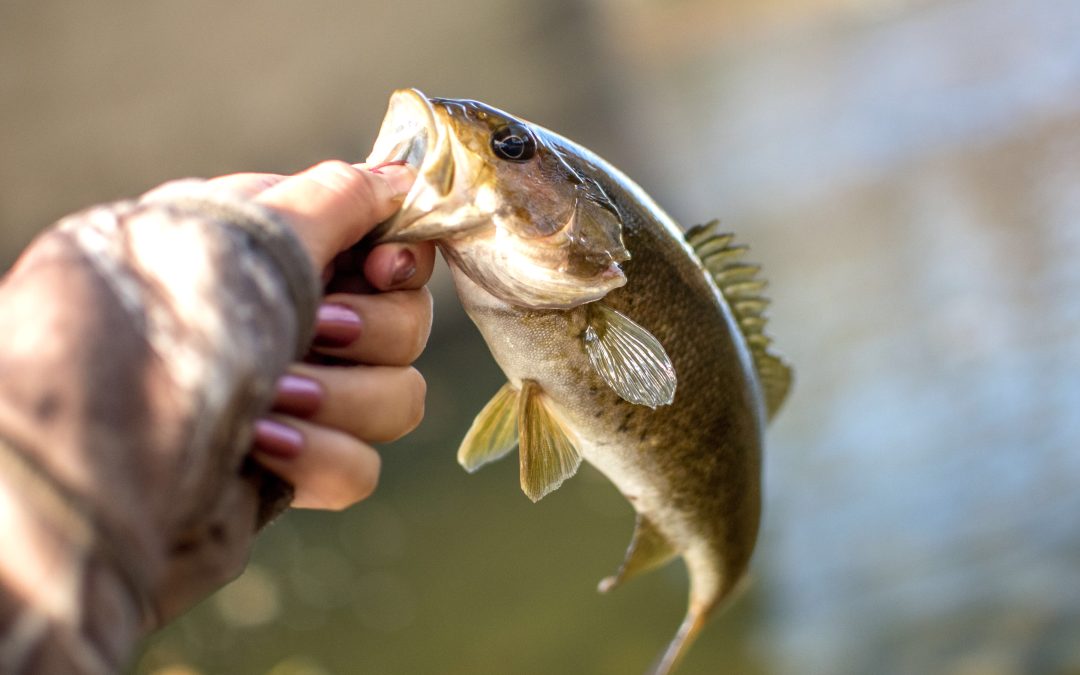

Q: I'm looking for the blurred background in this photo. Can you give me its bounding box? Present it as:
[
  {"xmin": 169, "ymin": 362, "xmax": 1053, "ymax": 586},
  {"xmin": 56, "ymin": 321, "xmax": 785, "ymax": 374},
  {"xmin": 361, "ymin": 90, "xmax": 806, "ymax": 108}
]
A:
[{"xmin": 3, "ymin": 0, "xmax": 1079, "ymax": 673}]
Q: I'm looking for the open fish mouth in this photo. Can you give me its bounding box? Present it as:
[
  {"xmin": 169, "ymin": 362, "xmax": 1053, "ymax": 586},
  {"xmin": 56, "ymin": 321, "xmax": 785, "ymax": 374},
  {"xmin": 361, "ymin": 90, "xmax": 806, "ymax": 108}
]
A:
[
  {"xmin": 366, "ymin": 89, "xmax": 454, "ymax": 242},
  {"xmin": 368, "ymin": 89, "xmax": 434, "ymax": 171}
]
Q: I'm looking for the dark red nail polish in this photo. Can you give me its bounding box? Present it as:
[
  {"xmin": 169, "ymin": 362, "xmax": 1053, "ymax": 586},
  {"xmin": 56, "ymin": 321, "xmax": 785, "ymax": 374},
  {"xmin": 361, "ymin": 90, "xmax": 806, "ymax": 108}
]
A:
[
  {"xmin": 314, "ymin": 303, "xmax": 362, "ymax": 347},
  {"xmin": 390, "ymin": 249, "xmax": 417, "ymax": 286},
  {"xmin": 273, "ymin": 374, "xmax": 323, "ymax": 417},
  {"xmin": 253, "ymin": 419, "xmax": 304, "ymax": 459}
]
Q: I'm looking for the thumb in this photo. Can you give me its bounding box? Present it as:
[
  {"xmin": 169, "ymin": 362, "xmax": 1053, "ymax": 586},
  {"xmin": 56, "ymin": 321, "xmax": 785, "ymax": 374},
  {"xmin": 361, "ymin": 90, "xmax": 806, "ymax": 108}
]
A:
[{"xmin": 254, "ymin": 160, "xmax": 414, "ymax": 269}]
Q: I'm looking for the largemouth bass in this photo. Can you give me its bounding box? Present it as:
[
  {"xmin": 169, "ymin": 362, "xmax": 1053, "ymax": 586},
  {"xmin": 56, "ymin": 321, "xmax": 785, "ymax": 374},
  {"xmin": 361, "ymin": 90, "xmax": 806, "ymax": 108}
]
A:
[{"xmin": 367, "ymin": 89, "xmax": 792, "ymax": 674}]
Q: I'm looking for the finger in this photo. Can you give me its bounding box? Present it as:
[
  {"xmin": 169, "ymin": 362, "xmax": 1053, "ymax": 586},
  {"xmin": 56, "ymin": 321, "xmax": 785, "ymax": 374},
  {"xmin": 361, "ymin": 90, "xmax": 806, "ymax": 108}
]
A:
[
  {"xmin": 322, "ymin": 246, "xmax": 376, "ymax": 295},
  {"xmin": 139, "ymin": 174, "xmax": 287, "ymax": 203},
  {"xmin": 254, "ymin": 161, "xmax": 415, "ymax": 269},
  {"xmin": 322, "ymin": 240, "xmax": 436, "ymax": 295},
  {"xmin": 140, "ymin": 178, "xmax": 211, "ymax": 202},
  {"xmin": 362, "ymin": 241, "xmax": 437, "ymax": 291},
  {"xmin": 252, "ymin": 417, "xmax": 381, "ymax": 510},
  {"xmin": 204, "ymin": 172, "xmax": 287, "ymax": 199},
  {"xmin": 311, "ymin": 289, "xmax": 433, "ymax": 365},
  {"xmin": 286, "ymin": 363, "xmax": 426, "ymax": 443}
]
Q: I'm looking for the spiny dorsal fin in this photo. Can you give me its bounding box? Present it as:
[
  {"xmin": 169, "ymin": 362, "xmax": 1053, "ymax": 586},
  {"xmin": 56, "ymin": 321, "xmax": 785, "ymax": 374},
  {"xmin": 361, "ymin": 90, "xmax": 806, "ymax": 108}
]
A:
[
  {"xmin": 582, "ymin": 303, "xmax": 677, "ymax": 409},
  {"xmin": 457, "ymin": 383, "xmax": 519, "ymax": 473},
  {"xmin": 685, "ymin": 219, "xmax": 793, "ymax": 419},
  {"xmin": 597, "ymin": 514, "xmax": 677, "ymax": 594},
  {"xmin": 518, "ymin": 380, "xmax": 582, "ymax": 502}
]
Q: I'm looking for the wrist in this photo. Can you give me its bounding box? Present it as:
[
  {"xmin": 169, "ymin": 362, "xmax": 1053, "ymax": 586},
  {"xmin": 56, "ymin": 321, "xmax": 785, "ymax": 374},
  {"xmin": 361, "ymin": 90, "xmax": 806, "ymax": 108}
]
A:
[{"xmin": 0, "ymin": 435, "xmax": 149, "ymax": 674}]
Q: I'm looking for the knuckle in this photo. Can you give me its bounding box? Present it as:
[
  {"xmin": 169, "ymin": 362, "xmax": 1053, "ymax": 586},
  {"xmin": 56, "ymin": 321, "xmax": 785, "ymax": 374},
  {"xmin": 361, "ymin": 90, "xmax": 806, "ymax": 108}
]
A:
[
  {"xmin": 311, "ymin": 158, "xmax": 357, "ymax": 177},
  {"xmin": 309, "ymin": 160, "xmax": 377, "ymax": 210},
  {"xmin": 417, "ymin": 287, "xmax": 434, "ymax": 338},
  {"xmin": 314, "ymin": 493, "xmax": 354, "ymax": 512},
  {"xmin": 140, "ymin": 178, "xmax": 209, "ymax": 202},
  {"xmin": 325, "ymin": 446, "xmax": 381, "ymax": 510},
  {"xmin": 402, "ymin": 367, "xmax": 427, "ymax": 434},
  {"xmin": 379, "ymin": 367, "xmax": 426, "ymax": 442},
  {"xmin": 310, "ymin": 159, "xmax": 356, "ymax": 184},
  {"xmin": 401, "ymin": 290, "xmax": 434, "ymax": 362},
  {"xmin": 348, "ymin": 455, "xmax": 381, "ymax": 505}
]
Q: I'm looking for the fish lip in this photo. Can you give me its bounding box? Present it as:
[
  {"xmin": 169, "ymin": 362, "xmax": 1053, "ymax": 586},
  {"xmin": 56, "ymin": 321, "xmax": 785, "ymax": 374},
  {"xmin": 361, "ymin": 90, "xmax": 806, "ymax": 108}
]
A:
[{"xmin": 366, "ymin": 88, "xmax": 443, "ymax": 241}]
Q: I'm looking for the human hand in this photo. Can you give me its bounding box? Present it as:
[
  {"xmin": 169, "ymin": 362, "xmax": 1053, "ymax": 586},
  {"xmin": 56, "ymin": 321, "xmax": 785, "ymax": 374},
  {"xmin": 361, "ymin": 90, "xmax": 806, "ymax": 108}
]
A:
[
  {"xmin": 0, "ymin": 158, "xmax": 433, "ymax": 666},
  {"xmin": 199, "ymin": 160, "xmax": 434, "ymax": 510}
]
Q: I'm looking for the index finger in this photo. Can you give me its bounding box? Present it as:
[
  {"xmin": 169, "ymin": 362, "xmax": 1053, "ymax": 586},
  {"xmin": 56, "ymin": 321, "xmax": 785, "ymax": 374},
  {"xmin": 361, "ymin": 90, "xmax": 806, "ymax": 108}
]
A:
[{"xmin": 254, "ymin": 160, "xmax": 415, "ymax": 269}]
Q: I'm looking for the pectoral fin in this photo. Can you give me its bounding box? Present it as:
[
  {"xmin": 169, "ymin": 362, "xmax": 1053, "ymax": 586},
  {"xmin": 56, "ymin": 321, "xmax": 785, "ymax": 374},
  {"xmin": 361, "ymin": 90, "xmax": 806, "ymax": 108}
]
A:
[
  {"xmin": 598, "ymin": 515, "xmax": 677, "ymax": 593},
  {"xmin": 457, "ymin": 383, "xmax": 519, "ymax": 473},
  {"xmin": 518, "ymin": 380, "xmax": 582, "ymax": 502},
  {"xmin": 583, "ymin": 303, "xmax": 677, "ymax": 409}
]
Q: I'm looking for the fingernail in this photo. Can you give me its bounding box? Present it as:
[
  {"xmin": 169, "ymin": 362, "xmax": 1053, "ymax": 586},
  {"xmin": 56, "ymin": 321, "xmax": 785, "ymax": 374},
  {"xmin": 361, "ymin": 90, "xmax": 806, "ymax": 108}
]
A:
[
  {"xmin": 356, "ymin": 162, "xmax": 415, "ymax": 198},
  {"xmin": 390, "ymin": 249, "xmax": 417, "ymax": 286},
  {"xmin": 273, "ymin": 374, "xmax": 323, "ymax": 417},
  {"xmin": 366, "ymin": 159, "xmax": 408, "ymax": 175},
  {"xmin": 314, "ymin": 303, "xmax": 362, "ymax": 347},
  {"xmin": 253, "ymin": 419, "xmax": 304, "ymax": 459}
]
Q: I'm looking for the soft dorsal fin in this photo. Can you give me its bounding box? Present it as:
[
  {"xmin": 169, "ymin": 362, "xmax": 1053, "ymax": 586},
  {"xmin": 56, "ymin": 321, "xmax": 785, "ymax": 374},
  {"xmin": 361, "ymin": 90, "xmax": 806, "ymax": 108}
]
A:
[
  {"xmin": 685, "ymin": 219, "xmax": 792, "ymax": 419},
  {"xmin": 597, "ymin": 514, "xmax": 677, "ymax": 594},
  {"xmin": 457, "ymin": 383, "xmax": 519, "ymax": 473},
  {"xmin": 582, "ymin": 303, "xmax": 677, "ymax": 409},
  {"xmin": 518, "ymin": 380, "xmax": 582, "ymax": 502}
]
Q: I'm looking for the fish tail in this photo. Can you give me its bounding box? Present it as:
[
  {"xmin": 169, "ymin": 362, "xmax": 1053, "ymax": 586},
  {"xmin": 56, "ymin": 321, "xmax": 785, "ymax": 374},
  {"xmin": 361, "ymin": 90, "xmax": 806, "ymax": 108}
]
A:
[
  {"xmin": 647, "ymin": 605, "xmax": 710, "ymax": 675},
  {"xmin": 647, "ymin": 563, "xmax": 753, "ymax": 674}
]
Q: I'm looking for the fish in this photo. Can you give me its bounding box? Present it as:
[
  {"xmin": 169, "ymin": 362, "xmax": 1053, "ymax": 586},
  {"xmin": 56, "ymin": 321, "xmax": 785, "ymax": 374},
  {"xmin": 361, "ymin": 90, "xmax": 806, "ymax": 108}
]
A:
[{"xmin": 365, "ymin": 89, "xmax": 792, "ymax": 674}]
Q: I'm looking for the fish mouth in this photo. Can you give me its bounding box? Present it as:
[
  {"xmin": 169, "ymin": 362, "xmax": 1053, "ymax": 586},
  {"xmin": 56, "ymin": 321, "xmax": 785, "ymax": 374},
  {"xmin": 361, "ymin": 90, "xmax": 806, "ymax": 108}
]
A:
[
  {"xmin": 366, "ymin": 89, "xmax": 629, "ymax": 309},
  {"xmin": 366, "ymin": 89, "xmax": 452, "ymax": 242}
]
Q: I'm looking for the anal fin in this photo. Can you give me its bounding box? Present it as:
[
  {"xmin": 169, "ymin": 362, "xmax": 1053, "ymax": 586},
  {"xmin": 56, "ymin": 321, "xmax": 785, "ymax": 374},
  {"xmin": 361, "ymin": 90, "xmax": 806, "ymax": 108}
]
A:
[
  {"xmin": 457, "ymin": 383, "xmax": 519, "ymax": 473},
  {"xmin": 518, "ymin": 381, "xmax": 582, "ymax": 502},
  {"xmin": 598, "ymin": 515, "xmax": 677, "ymax": 593}
]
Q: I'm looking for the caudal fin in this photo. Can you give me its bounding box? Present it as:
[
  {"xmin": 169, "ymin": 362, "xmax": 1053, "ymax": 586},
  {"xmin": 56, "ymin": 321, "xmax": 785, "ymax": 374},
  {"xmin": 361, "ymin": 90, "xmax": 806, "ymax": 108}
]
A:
[
  {"xmin": 647, "ymin": 574, "xmax": 752, "ymax": 675},
  {"xmin": 647, "ymin": 607, "xmax": 709, "ymax": 675}
]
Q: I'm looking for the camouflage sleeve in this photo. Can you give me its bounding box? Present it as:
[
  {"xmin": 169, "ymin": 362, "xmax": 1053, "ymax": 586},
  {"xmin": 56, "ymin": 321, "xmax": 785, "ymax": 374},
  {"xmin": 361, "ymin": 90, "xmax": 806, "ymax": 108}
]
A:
[{"xmin": 0, "ymin": 185, "xmax": 320, "ymax": 674}]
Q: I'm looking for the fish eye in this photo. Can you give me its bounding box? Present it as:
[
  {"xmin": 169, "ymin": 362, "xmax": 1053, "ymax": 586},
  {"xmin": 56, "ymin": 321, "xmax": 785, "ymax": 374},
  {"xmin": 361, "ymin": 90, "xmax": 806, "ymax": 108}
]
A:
[{"xmin": 491, "ymin": 124, "xmax": 537, "ymax": 162}]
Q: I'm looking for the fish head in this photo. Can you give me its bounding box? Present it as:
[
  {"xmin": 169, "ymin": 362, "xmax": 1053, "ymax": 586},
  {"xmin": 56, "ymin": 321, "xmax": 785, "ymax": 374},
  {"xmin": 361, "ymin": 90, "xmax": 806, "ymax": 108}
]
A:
[{"xmin": 367, "ymin": 89, "xmax": 629, "ymax": 309}]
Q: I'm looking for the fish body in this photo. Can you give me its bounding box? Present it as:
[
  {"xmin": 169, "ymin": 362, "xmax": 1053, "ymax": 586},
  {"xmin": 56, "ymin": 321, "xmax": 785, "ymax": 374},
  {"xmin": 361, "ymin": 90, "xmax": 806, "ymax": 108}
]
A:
[{"xmin": 367, "ymin": 89, "xmax": 791, "ymax": 674}]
